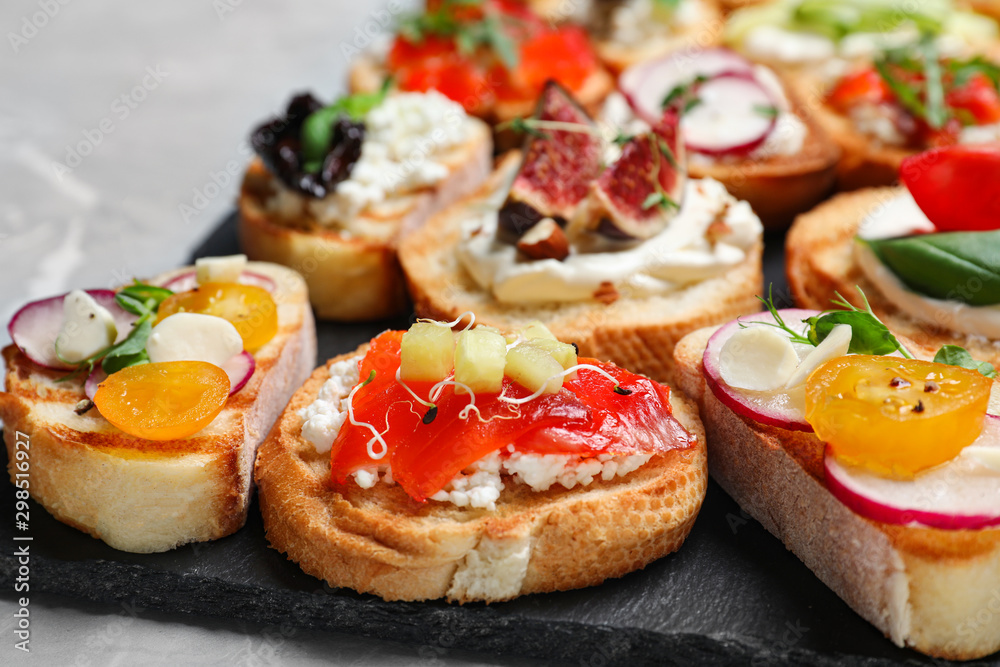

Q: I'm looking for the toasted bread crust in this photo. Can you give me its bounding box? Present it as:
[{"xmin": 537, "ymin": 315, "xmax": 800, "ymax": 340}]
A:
[
  {"xmin": 0, "ymin": 262, "xmax": 316, "ymax": 553},
  {"xmin": 785, "ymin": 186, "xmax": 1000, "ymax": 370},
  {"xmin": 255, "ymin": 346, "xmax": 708, "ymax": 603},
  {"xmin": 689, "ymin": 78, "xmax": 841, "ymax": 230},
  {"xmin": 238, "ymin": 118, "xmax": 492, "ymax": 321},
  {"xmin": 673, "ymin": 326, "xmax": 1000, "ymax": 661},
  {"xmin": 397, "ymin": 154, "xmax": 764, "ymax": 386}
]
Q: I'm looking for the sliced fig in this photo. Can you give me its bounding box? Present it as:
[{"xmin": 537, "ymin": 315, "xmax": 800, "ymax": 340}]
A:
[
  {"xmin": 498, "ymin": 81, "xmax": 604, "ymax": 243},
  {"xmin": 575, "ymin": 108, "xmax": 686, "ymax": 241}
]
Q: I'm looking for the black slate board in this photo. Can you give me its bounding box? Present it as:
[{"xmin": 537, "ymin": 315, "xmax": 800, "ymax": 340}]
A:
[{"xmin": 1, "ymin": 216, "xmax": 997, "ymax": 667}]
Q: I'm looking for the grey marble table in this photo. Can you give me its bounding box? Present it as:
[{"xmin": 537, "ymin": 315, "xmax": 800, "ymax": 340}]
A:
[{"xmin": 0, "ymin": 1, "xmax": 536, "ymax": 664}]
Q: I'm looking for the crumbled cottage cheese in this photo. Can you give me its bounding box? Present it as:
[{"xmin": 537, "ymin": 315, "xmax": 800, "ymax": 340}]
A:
[
  {"xmin": 298, "ymin": 360, "xmax": 657, "ymax": 510},
  {"xmin": 266, "ymin": 91, "xmax": 473, "ymax": 227}
]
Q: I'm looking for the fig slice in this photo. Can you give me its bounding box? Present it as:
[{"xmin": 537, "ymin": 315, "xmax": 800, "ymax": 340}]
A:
[
  {"xmin": 575, "ymin": 108, "xmax": 686, "ymax": 241},
  {"xmin": 498, "ymin": 81, "xmax": 604, "ymax": 242}
]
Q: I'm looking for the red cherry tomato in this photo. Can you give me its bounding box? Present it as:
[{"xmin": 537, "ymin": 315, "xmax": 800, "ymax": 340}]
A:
[
  {"xmin": 946, "ymin": 72, "xmax": 1000, "ymax": 125},
  {"xmin": 901, "ymin": 144, "xmax": 1000, "ymax": 231},
  {"xmin": 827, "ymin": 67, "xmax": 894, "ymax": 112}
]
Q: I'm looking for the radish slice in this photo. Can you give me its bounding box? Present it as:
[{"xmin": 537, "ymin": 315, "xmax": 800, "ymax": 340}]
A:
[
  {"xmin": 619, "ymin": 48, "xmax": 754, "ymax": 124},
  {"xmin": 8, "ymin": 290, "xmax": 138, "ymax": 371},
  {"xmin": 682, "ymin": 74, "xmax": 777, "ymax": 156},
  {"xmin": 703, "ymin": 309, "xmax": 820, "ymax": 432},
  {"xmin": 221, "ymin": 351, "xmax": 255, "ymax": 396},
  {"xmin": 825, "ymin": 415, "xmax": 1000, "ymax": 530},
  {"xmin": 84, "ymin": 366, "xmax": 107, "ymax": 401},
  {"xmin": 160, "ymin": 270, "xmax": 276, "ymax": 294}
]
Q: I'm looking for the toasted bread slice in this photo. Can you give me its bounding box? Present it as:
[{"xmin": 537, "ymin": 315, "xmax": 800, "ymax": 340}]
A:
[
  {"xmin": 238, "ymin": 119, "xmax": 492, "ymax": 322},
  {"xmin": 255, "ymin": 346, "xmax": 707, "ymax": 603},
  {"xmin": 397, "ymin": 153, "xmax": 764, "ymax": 385},
  {"xmin": 786, "ymin": 186, "xmax": 1000, "ymax": 369},
  {"xmin": 688, "ymin": 78, "xmax": 840, "ymax": 230},
  {"xmin": 594, "ymin": 0, "xmax": 726, "ymax": 74},
  {"xmin": 0, "ymin": 262, "xmax": 316, "ymax": 553},
  {"xmin": 673, "ymin": 326, "xmax": 1000, "ymax": 661}
]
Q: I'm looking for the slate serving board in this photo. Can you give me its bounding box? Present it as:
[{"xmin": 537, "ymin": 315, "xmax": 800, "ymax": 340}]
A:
[{"xmin": 1, "ymin": 216, "xmax": 997, "ymax": 667}]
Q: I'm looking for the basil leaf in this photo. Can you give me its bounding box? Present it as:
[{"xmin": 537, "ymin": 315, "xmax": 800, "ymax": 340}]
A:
[
  {"xmin": 865, "ymin": 232, "xmax": 1000, "ymax": 306},
  {"xmin": 101, "ymin": 318, "xmax": 152, "ymax": 374},
  {"xmin": 933, "ymin": 345, "xmax": 998, "ymax": 379},
  {"xmin": 101, "ymin": 350, "xmax": 149, "ymax": 375},
  {"xmin": 806, "ymin": 311, "xmax": 902, "ymax": 355},
  {"xmin": 922, "ymin": 38, "xmax": 946, "ymax": 130}
]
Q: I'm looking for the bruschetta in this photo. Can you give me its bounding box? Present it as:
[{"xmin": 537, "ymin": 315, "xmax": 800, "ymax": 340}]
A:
[
  {"xmin": 672, "ymin": 297, "xmax": 1000, "ymax": 660},
  {"xmin": 238, "ymin": 89, "xmax": 492, "ymax": 321},
  {"xmin": 398, "ymin": 82, "xmax": 764, "ymax": 384},
  {"xmin": 255, "ymin": 318, "xmax": 706, "ymax": 602},
  {"xmin": 0, "ymin": 257, "xmax": 316, "ymax": 553}
]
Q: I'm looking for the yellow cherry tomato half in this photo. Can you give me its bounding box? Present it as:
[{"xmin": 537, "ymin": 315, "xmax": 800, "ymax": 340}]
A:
[
  {"xmin": 157, "ymin": 282, "xmax": 277, "ymax": 352},
  {"xmin": 804, "ymin": 355, "xmax": 991, "ymax": 478},
  {"xmin": 94, "ymin": 361, "xmax": 230, "ymax": 441}
]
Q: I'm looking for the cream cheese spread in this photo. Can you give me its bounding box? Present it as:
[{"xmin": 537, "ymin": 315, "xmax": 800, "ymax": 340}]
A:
[
  {"xmin": 265, "ymin": 92, "xmax": 475, "ymax": 230},
  {"xmin": 458, "ymin": 177, "xmax": 762, "ymax": 304},
  {"xmin": 609, "ymin": 0, "xmax": 705, "ymax": 45}
]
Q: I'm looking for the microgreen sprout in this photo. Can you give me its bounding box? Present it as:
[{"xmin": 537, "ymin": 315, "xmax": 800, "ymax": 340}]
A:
[
  {"xmin": 417, "ymin": 310, "xmax": 476, "ymax": 332},
  {"xmin": 498, "ymin": 363, "xmax": 628, "ymax": 406},
  {"xmin": 347, "ymin": 370, "xmax": 389, "ymax": 460}
]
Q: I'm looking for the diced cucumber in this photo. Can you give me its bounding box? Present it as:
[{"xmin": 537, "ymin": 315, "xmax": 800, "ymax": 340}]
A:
[
  {"xmin": 400, "ymin": 322, "xmax": 454, "ymax": 382},
  {"xmin": 454, "ymin": 328, "xmax": 507, "ymax": 393},
  {"xmin": 505, "ymin": 341, "xmax": 565, "ymax": 394}
]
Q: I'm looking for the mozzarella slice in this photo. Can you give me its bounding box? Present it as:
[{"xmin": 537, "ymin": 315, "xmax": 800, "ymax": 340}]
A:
[
  {"xmin": 195, "ymin": 254, "xmax": 247, "ymax": 285},
  {"xmin": 964, "ymin": 446, "xmax": 1000, "ymax": 471},
  {"xmin": 146, "ymin": 313, "xmax": 243, "ymax": 367},
  {"xmin": 719, "ymin": 326, "xmax": 799, "ymax": 391},
  {"xmin": 785, "ymin": 324, "xmax": 852, "ymax": 388},
  {"xmin": 55, "ymin": 290, "xmax": 118, "ymax": 363}
]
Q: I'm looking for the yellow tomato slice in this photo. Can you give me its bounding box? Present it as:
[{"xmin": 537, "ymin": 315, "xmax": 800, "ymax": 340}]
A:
[
  {"xmin": 94, "ymin": 361, "xmax": 230, "ymax": 441},
  {"xmin": 804, "ymin": 355, "xmax": 991, "ymax": 478},
  {"xmin": 157, "ymin": 282, "xmax": 277, "ymax": 352}
]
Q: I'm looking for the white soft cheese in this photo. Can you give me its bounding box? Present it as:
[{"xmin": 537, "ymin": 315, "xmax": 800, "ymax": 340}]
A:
[
  {"xmin": 195, "ymin": 254, "xmax": 247, "ymax": 285},
  {"xmin": 265, "ymin": 92, "xmax": 474, "ymax": 229},
  {"xmin": 857, "ymin": 190, "xmax": 936, "ymax": 240},
  {"xmin": 299, "ymin": 357, "xmax": 362, "ymax": 454},
  {"xmin": 741, "ymin": 25, "xmax": 836, "ymax": 63},
  {"xmin": 960, "ymin": 122, "xmax": 1000, "ymax": 145},
  {"xmin": 145, "ymin": 313, "xmax": 243, "ymax": 367},
  {"xmin": 848, "ymin": 104, "xmax": 908, "ymax": 147},
  {"xmin": 457, "ymin": 177, "xmax": 762, "ymax": 304},
  {"xmin": 55, "ymin": 290, "xmax": 118, "ymax": 363}
]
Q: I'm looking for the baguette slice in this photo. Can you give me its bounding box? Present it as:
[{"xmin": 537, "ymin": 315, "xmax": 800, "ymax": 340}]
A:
[
  {"xmin": 786, "ymin": 186, "xmax": 1000, "ymax": 370},
  {"xmin": 0, "ymin": 262, "xmax": 316, "ymax": 553},
  {"xmin": 673, "ymin": 326, "xmax": 1000, "ymax": 661},
  {"xmin": 688, "ymin": 76, "xmax": 840, "ymax": 229},
  {"xmin": 238, "ymin": 117, "xmax": 492, "ymax": 322},
  {"xmin": 255, "ymin": 346, "xmax": 707, "ymax": 603},
  {"xmin": 398, "ymin": 153, "xmax": 764, "ymax": 386}
]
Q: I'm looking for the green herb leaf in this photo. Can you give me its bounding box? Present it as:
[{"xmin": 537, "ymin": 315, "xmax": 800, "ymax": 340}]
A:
[
  {"xmin": 753, "ymin": 104, "xmax": 778, "ymax": 119},
  {"xmin": 921, "ymin": 38, "xmax": 947, "ymax": 130},
  {"xmin": 115, "ymin": 291, "xmax": 149, "ymax": 316},
  {"xmin": 933, "ymin": 344, "xmax": 998, "ymax": 378},
  {"xmin": 875, "ymin": 56, "xmax": 927, "ymax": 120},
  {"xmin": 101, "ymin": 318, "xmax": 153, "ymax": 374},
  {"xmin": 641, "ymin": 192, "xmax": 667, "ymax": 211},
  {"xmin": 806, "ymin": 289, "xmax": 912, "ymax": 357},
  {"xmin": 120, "ymin": 282, "xmax": 173, "ymax": 308},
  {"xmin": 864, "ymin": 231, "xmax": 1000, "ymax": 306},
  {"xmin": 299, "ymin": 82, "xmax": 390, "ymax": 173},
  {"xmin": 745, "ymin": 284, "xmax": 813, "ymax": 345}
]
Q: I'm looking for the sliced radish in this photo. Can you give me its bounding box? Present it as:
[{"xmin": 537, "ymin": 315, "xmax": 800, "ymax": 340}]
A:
[
  {"xmin": 703, "ymin": 309, "xmax": 820, "ymax": 432},
  {"xmin": 160, "ymin": 270, "xmax": 276, "ymax": 294},
  {"xmin": 9, "ymin": 290, "xmax": 138, "ymax": 371},
  {"xmin": 619, "ymin": 48, "xmax": 754, "ymax": 124},
  {"xmin": 825, "ymin": 415, "xmax": 1000, "ymax": 530},
  {"xmin": 221, "ymin": 351, "xmax": 255, "ymax": 396},
  {"xmin": 682, "ymin": 74, "xmax": 777, "ymax": 156},
  {"xmin": 84, "ymin": 366, "xmax": 107, "ymax": 401}
]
